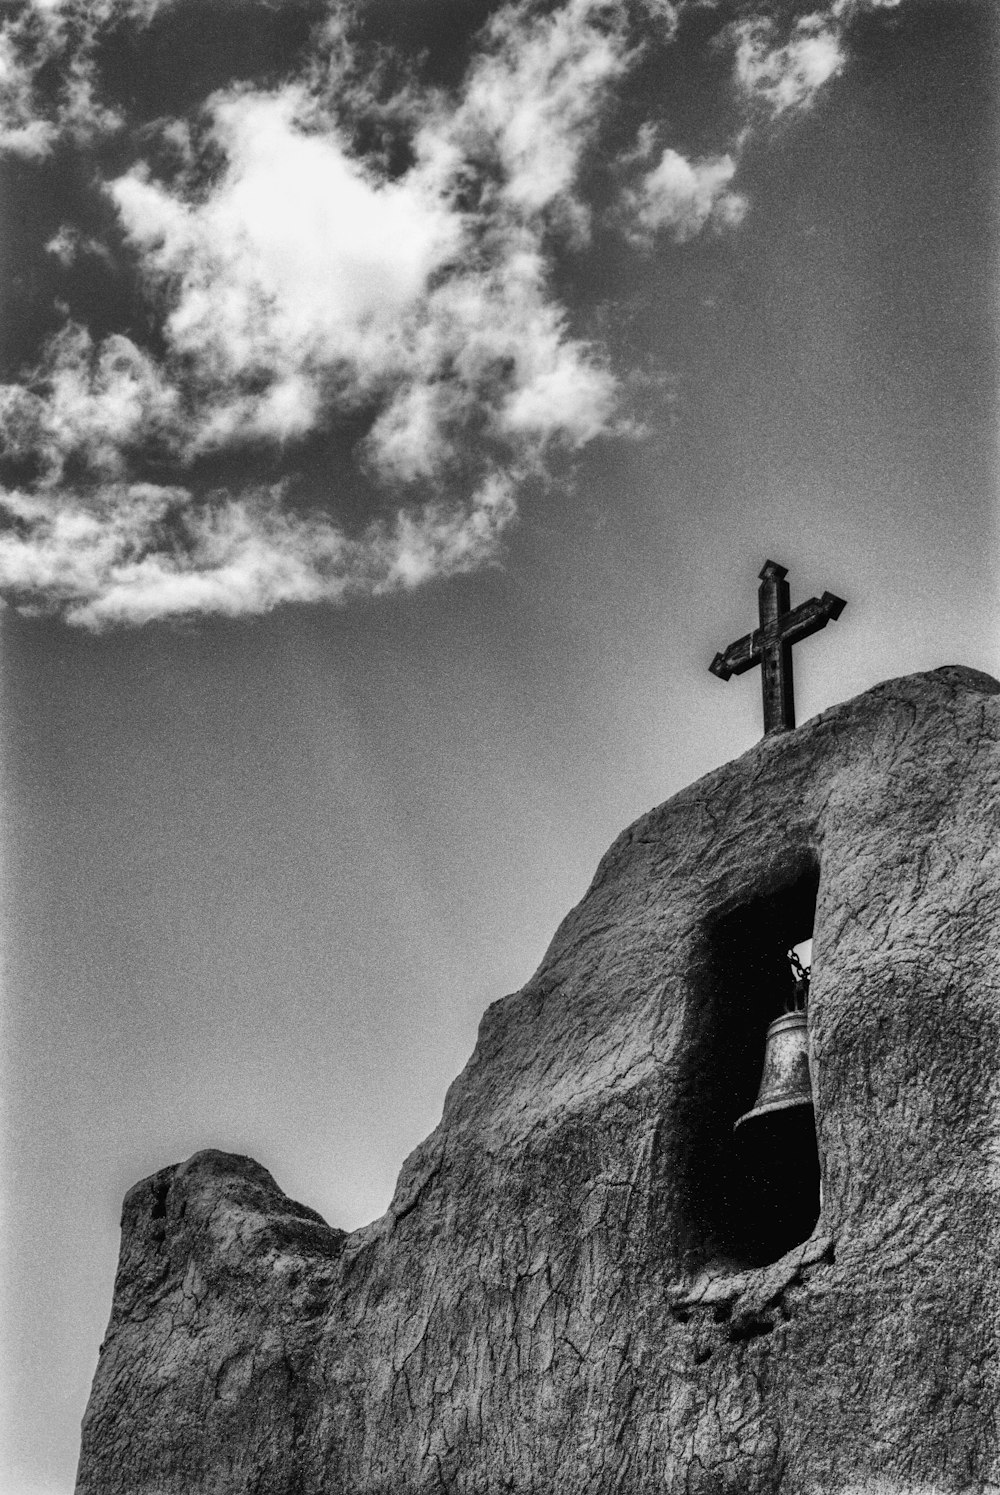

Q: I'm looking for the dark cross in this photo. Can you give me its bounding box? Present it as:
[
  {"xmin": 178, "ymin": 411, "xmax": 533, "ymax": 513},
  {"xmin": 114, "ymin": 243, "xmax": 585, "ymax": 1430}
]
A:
[{"xmin": 710, "ymin": 561, "xmax": 846, "ymax": 736}]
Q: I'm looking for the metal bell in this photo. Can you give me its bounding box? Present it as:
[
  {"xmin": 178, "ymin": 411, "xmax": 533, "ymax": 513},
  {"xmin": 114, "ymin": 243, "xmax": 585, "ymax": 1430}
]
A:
[{"xmin": 734, "ymin": 1009, "xmax": 813, "ymax": 1132}]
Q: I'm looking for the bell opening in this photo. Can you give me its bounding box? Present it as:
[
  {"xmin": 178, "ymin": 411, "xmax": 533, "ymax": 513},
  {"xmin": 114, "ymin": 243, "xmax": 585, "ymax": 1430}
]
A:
[{"xmin": 674, "ymin": 855, "xmax": 822, "ymax": 1272}]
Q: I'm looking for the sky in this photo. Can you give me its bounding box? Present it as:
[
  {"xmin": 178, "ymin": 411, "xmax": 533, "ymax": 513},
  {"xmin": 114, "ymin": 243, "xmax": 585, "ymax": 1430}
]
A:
[{"xmin": 0, "ymin": 0, "xmax": 996, "ymax": 1489}]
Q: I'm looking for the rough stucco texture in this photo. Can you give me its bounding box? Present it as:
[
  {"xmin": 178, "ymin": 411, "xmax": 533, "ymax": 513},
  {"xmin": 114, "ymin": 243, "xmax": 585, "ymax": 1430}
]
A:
[{"xmin": 76, "ymin": 667, "xmax": 1000, "ymax": 1495}]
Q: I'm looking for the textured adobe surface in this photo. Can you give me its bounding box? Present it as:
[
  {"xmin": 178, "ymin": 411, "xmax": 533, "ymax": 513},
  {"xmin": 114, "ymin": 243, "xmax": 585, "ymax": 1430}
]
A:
[{"xmin": 77, "ymin": 667, "xmax": 1000, "ymax": 1494}]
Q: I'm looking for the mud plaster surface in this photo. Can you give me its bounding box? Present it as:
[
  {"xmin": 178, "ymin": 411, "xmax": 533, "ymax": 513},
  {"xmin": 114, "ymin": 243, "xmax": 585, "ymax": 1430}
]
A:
[{"xmin": 77, "ymin": 667, "xmax": 1000, "ymax": 1495}]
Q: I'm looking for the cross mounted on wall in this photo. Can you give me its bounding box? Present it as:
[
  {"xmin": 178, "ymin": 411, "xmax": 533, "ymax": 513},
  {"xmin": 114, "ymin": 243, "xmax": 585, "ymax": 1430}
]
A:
[{"xmin": 710, "ymin": 561, "xmax": 846, "ymax": 737}]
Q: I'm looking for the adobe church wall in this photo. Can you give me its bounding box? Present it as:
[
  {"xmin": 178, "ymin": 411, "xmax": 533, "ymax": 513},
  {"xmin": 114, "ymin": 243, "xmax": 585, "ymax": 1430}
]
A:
[{"xmin": 76, "ymin": 666, "xmax": 1000, "ymax": 1495}]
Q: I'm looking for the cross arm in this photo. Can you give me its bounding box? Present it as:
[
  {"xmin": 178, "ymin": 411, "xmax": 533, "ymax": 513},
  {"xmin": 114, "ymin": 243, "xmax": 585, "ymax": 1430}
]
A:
[
  {"xmin": 779, "ymin": 590, "xmax": 847, "ymax": 647},
  {"xmin": 709, "ymin": 630, "xmax": 760, "ymax": 681}
]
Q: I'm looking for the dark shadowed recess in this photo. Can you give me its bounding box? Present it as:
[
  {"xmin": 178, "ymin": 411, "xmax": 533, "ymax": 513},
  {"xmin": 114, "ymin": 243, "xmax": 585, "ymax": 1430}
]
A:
[{"xmin": 674, "ymin": 856, "xmax": 821, "ymax": 1271}]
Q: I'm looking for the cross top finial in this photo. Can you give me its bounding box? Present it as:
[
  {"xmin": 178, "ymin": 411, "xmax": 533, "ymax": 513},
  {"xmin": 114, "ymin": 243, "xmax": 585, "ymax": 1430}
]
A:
[{"xmin": 710, "ymin": 562, "xmax": 846, "ymax": 736}]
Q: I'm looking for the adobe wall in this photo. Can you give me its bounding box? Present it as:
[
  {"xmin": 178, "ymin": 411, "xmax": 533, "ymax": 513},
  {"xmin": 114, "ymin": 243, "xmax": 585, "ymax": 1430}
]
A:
[{"xmin": 76, "ymin": 666, "xmax": 1000, "ymax": 1494}]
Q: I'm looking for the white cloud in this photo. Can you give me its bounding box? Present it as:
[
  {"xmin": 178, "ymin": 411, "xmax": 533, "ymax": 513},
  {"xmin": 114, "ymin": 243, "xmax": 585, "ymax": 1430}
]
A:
[
  {"xmin": 360, "ymin": 238, "xmax": 617, "ymax": 482},
  {"xmin": 731, "ymin": 1, "xmax": 907, "ymax": 121},
  {"xmin": 100, "ymin": 0, "xmax": 628, "ymax": 475},
  {"xmin": 0, "ymin": 23, "xmax": 56, "ymax": 158},
  {"xmin": 108, "ymin": 85, "xmax": 464, "ymax": 449},
  {"xmin": 0, "ymin": 475, "xmax": 516, "ymax": 629},
  {"xmin": 0, "ymin": 324, "xmax": 181, "ymax": 482},
  {"xmin": 0, "ymin": 0, "xmax": 900, "ymax": 627},
  {"xmin": 0, "ymin": 0, "xmax": 165, "ymax": 159},
  {"xmin": 733, "ymin": 13, "xmax": 846, "ymax": 117},
  {"xmin": 45, "ymin": 224, "xmax": 115, "ymax": 270},
  {"xmin": 831, "ymin": 0, "xmax": 904, "ymax": 13},
  {"xmin": 434, "ymin": 0, "xmax": 632, "ymax": 224},
  {"xmin": 624, "ymin": 147, "xmax": 747, "ymax": 245},
  {"xmin": 1, "ymin": 0, "xmax": 635, "ymax": 626}
]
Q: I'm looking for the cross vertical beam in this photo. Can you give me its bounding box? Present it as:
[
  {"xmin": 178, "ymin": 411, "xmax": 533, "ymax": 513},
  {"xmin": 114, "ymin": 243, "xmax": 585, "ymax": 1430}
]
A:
[
  {"xmin": 758, "ymin": 561, "xmax": 794, "ymax": 733},
  {"xmin": 709, "ymin": 561, "xmax": 846, "ymax": 737}
]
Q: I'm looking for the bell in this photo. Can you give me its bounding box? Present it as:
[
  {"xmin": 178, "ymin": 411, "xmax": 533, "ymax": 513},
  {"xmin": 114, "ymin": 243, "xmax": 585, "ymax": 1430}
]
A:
[{"xmin": 734, "ymin": 1009, "xmax": 813, "ymax": 1131}]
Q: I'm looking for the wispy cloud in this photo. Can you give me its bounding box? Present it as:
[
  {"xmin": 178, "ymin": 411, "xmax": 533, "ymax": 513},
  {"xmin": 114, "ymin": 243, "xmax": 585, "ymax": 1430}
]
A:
[
  {"xmin": 0, "ymin": 0, "xmax": 904, "ymax": 628},
  {"xmin": 106, "ymin": 1, "xmax": 630, "ymax": 474},
  {"xmin": 732, "ymin": 14, "xmax": 846, "ymax": 117},
  {"xmin": 732, "ymin": 0, "xmax": 904, "ymax": 120},
  {"xmin": 0, "ymin": 475, "xmax": 516, "ymax": 628},
  {"xmin": 623, "ymin": 136, "xmax": 747, "ymax": 245},
  {"xmin": 44, "ymin": 225, "xmax": 116, "ymax": 270},
  {"xmin": 0, "ymin": 0, "xmax": 165, "ymax": 158},
  {"xmin": 1, "ymin": 0, "xmax": 630, "ymax": 626},
  {"xmin": 0, "ymin": 324, "xmax": 181, "ymax": 482}
]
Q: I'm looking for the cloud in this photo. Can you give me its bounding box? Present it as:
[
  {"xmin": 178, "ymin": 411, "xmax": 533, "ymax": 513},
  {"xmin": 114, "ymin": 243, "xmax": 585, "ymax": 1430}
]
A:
[
  {"xmin": 731, "ymin": 1, "xmax": 908, "ymax": 120},
  {"xmin": 107, "ymin": 84, "xmax": 466, "ymax": 452},
  {"xmin": 45, "ymin": 224, "xmax": 115, "ymax": 269},
  {"xmin": 0, "ymin": 0, "xmax": 165, "ymax": 159},
  {"xmin": 623, "ymin": 144, "xmax": 747, "ymax": 245},
  {"xmin": 732, "ymin": 12, "xmax": 846, "ymax": 118},
  {"xmin": 0, "ymin": 0, "xmax": 900, "ymax": 627},
  {"xmin": 433, "ymin": 0, "xmax": 633, "ymax": 226},
  {"xmin": 0, "ymin": 21, "xmax": 57, "ymax": 158},
  {"xmin": 0, "ymin": 324, "xmax": 181, "ymax": 483},
  {"xmin": 0, "ymin": 475, "xmax": 516, "ymax": 629},
  {"xmin": 0, "ymin": 0, "xmax": 631, "ymax": 628},
  {"xmin": 1, "ymin": 0, "xmax": 626, "ymax": 628},
  {"xmin": 100, "ymin": 1, "xmax": 627, "ymax": 473}
]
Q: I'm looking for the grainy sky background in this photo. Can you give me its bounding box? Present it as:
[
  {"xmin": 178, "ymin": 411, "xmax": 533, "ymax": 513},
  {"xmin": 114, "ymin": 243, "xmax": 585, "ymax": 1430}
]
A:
[{"xmin": 0, "ymin": 0, "xmax": 996, "ymax": 1490}]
